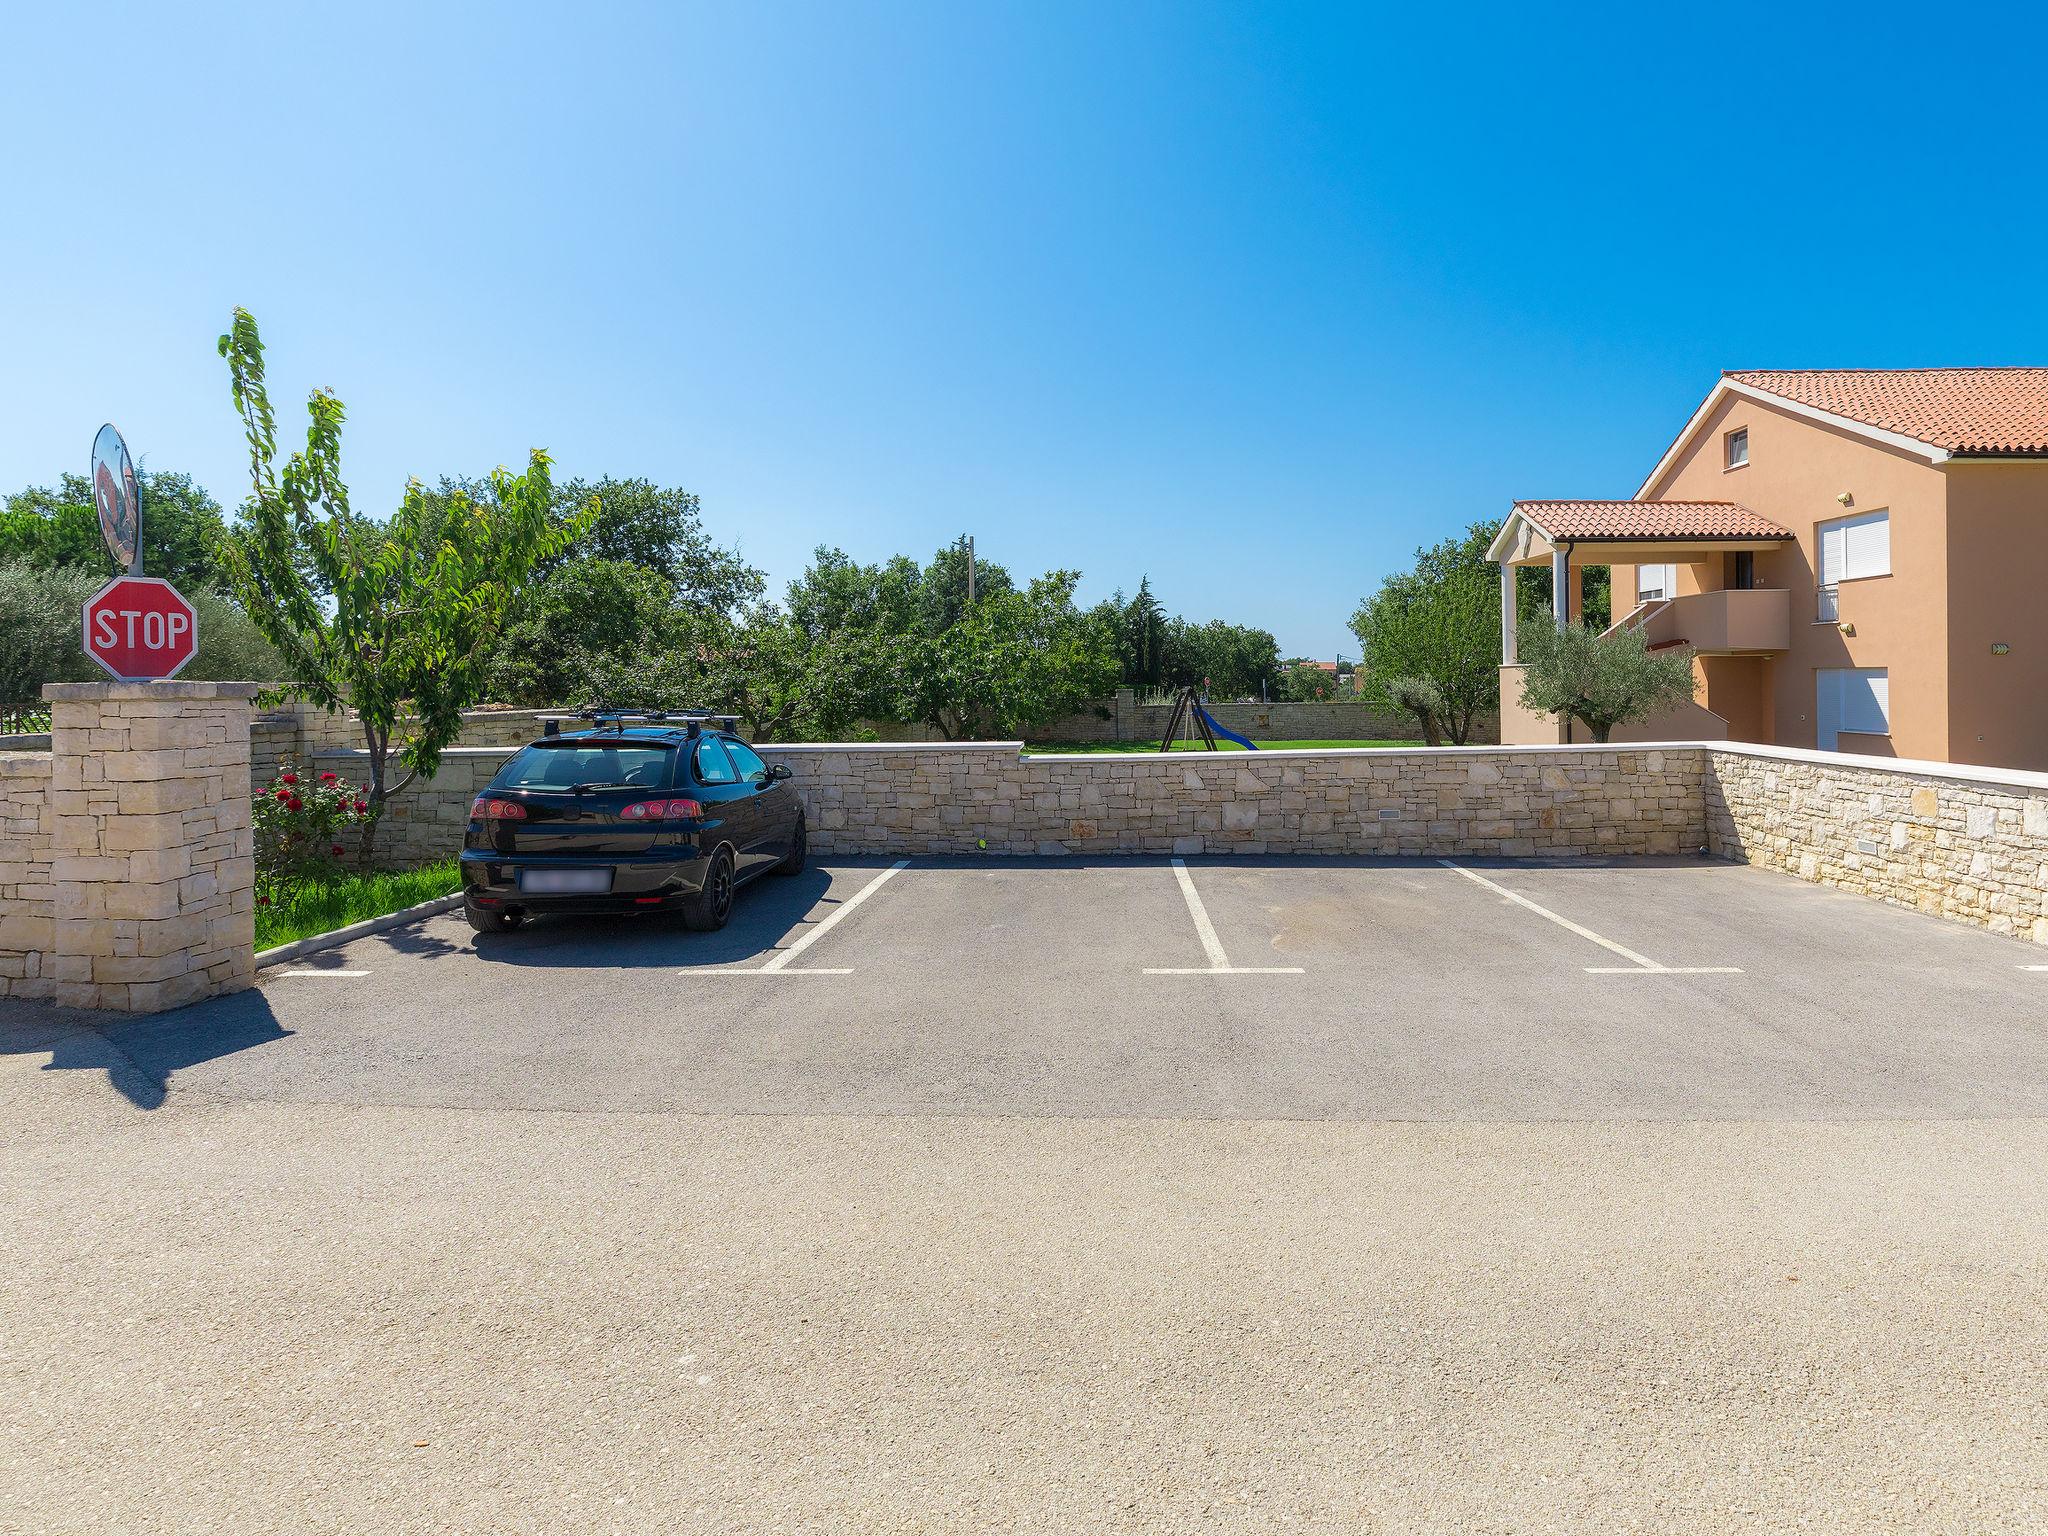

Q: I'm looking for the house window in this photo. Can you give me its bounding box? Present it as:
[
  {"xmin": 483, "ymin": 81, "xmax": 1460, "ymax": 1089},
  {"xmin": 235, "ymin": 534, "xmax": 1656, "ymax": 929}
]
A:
[
  {"xmin": 1816, "ymin": 667, "xmax": 1889, "ymax": 750},
  {"xmin": 1637, "ymin": 563, "xmax": 1677, "ymax": 602},
  {"xmin": 1725, "ymin": 427, "xmax": 1749, "ymax": 468},
  {"xmin": 1817, "ymin": 509, "xmax": 1889, "ymax": 619}
]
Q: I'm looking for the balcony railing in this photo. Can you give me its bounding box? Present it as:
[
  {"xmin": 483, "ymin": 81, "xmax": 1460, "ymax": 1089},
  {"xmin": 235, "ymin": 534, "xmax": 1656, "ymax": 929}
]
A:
[
  {"xmin": 1610, "ymin": 588, "xmax": 1791, "ymax": 654},
  {"xmin": 1817, "ymin": 584, "xmax": 1839, "ymax": 622}
]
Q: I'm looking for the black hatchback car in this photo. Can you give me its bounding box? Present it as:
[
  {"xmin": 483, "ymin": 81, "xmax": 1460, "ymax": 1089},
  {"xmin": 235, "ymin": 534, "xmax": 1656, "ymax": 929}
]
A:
[{"xmin": 458, "ymin": 714, "xmax": 806, "ymax": 934}]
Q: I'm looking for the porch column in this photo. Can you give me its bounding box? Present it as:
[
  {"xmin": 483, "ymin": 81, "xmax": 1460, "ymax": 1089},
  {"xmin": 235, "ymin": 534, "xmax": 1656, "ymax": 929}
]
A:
[
  {"xmin": 1499, "ymin": 561, "xmax": 1518, "ymax": 664},
  {"xmin": 1551, "ymin": 548, "xmax": 1569, "ymax": 631}
]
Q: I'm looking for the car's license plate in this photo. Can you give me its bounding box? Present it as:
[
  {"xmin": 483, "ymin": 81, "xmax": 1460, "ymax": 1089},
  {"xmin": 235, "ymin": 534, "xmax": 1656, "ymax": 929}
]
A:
[{"xmin": 518, "ymin": 868, "xmax": 612, "ymax": 895}]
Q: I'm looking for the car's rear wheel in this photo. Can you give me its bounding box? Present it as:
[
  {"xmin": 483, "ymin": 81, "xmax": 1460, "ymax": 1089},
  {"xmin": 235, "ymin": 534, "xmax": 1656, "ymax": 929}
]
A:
[
  {"xmin": 465, "ymin": 900, "xmax": 522, "ymax": 934},
  {"xmin": 774, "ymin": 814, "xmax": 807, "ymax": 876},
  {"xmin": 683, "ymin": 849, "xmax": 736, "ymax": 931}
]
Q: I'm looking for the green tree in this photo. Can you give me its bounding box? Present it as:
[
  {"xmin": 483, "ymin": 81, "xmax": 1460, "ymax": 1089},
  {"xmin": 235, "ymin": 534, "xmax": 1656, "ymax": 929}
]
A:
[
  {"xmin": 899, "ymin": 570, "xmax": 1118, "ymax": 738},
  {"xmin": 1106, "ymin": 576, "xmax": 1168, "ymax": 687},
  {"xmin": 1, "ymin": 470, "xmax": 233, "ymax": 587},
  {"xmin": 1381, "ymin": 676, "xmax": 1449, "ymax": 745},
  {"xmin": 1517, "ymin": 559, "xmax": 1612, "ymax": 632},
  {"xmin": 783, "ymin": 547, "xmax": 926, "ymax": 729},
  {"xmin": 550, "ymin": 477, "xmax": 755, "ymax": 595},
  {"xmin": 702, "ymin": 605, "xmax": 825, "ymax": 743},
  {"xmin": 405, "ymin": 473, "xmax": 758, "ymax": 600},
  {"xmin": 1350, "ymin": 521, "xmax": 1501, "ymax": 744},
  {"xmin": 916, "ymin": 535, "xmax": 1014, "ymax": 631},
  {"xmin": 1161, "ymin": 617, "xmax": 1280, "ymax": 698},
  {"xmin": 216, "ymin": 308, "xmax": 589, "ymax": 866},
  {"xmin": 1514, "ymin": 619, "xmax": 1696, "ymax": 742},
  {"xmin": 782, "ymin": 541, "xmax": 1117, "ymax": 738},
  {"xmin": 484, "ymin": 556, "xmax": 688, "ymax": 707},
  {"xmin": 1278, "ymin": 660, "xmax": 1341, "ymax": 702}
]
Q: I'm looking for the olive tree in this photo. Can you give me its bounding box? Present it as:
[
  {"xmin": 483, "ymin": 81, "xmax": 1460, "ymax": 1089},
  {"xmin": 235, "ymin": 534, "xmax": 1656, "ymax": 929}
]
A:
[
  {"xmin": 216, "ymin": 308, "xmax": 590, "ymax": 865},
  {"xmin": 1515, "ymin": 620, "xmax": 1696, "ymax": 743}
]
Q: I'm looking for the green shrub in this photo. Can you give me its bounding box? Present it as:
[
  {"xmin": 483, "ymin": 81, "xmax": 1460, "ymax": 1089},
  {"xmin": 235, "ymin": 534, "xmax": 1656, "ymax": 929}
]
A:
[{"xmin": 0, "ymin": 561, "xmax": 97, "ymax": 708}]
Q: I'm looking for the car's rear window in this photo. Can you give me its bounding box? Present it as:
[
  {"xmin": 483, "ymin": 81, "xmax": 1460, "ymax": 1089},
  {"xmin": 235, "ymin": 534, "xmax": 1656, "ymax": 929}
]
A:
[{"xmin": 498, "ymin": 744, "xmax": 672, "ymax": 790}]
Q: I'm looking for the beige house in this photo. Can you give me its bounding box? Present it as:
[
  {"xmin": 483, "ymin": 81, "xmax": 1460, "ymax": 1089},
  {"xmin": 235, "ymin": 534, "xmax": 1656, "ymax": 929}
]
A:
[{"xmin": 1491, "ymin": 369, "xmax": 2048, "ymax": 770}]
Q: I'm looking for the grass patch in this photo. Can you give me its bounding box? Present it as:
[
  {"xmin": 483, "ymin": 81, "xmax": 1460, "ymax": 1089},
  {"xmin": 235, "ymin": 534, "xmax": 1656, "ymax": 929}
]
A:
[
  {"xmin": 1024, "ymin": 738, "xmax": 1420, "ymax": 755},
  {"xmin": 256, "ymin": 861, "xmax": 462, "ymax": 952}
]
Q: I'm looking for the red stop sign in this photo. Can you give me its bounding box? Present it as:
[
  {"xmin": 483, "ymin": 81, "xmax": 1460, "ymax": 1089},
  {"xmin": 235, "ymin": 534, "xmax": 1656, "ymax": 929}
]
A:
[{"xmin": 82, "ymin": 576, "xmax": 201, "ymax": 681}]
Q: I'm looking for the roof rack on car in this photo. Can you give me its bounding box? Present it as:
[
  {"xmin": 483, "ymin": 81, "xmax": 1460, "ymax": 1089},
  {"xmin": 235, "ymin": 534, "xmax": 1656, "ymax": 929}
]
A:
[{"xmin": 555, "ymin": 707, "xmax": 743, "ymax": 737}]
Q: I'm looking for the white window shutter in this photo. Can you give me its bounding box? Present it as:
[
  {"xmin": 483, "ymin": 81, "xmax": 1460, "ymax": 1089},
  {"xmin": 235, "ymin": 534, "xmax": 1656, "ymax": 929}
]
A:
[
  {"xmin": 1820, "ymin": 523, "xmax": 1845, "ymax": 585},
  {"xmin": 1820, "ymin": 511, "xmax": 1889, "ymax": 583},
  {"xmin": 1846, "ymin": 513, "xmax": 1890, "ymax": 579},
  {"xmin": 1837, "ymin": 669, "xmax": 1889, "ymax": 734},
  {"xmin": 1864, "ymin": 670, "xmax": 1890, "ymax": 732}
]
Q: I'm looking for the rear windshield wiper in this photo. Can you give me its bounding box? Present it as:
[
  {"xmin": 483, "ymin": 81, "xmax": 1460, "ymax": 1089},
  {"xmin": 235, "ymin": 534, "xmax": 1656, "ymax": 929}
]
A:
[{"xmin": 569, "ymin": 781, "xmax": 633, "ymax": 794}]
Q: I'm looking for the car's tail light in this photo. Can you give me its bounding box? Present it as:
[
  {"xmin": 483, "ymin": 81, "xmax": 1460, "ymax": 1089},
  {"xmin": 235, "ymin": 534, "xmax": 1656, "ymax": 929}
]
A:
[
  {"xmin": 619, "ymin": 798, "xmax": 705, "ymax": 821},
  {"xmin": 471, "ymin": 797, "xmax": 527, "ymax": 821}
]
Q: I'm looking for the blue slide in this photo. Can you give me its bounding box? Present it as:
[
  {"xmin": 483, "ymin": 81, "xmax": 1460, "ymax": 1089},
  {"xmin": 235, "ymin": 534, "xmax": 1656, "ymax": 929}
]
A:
[{"xmin": 1194, "ymin": 703, "xmax": 1259, "ymax": 750}]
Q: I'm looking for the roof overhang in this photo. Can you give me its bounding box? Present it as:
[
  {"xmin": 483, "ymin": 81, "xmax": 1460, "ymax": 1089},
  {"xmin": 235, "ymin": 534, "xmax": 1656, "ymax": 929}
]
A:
[
  {"xmin": 1487, "ymin": 505, "xmax": 1793, "ymax": 567},
  {"xmin": 1635, "ymin": 378, "xmax": 1953, "ymax": 499}
]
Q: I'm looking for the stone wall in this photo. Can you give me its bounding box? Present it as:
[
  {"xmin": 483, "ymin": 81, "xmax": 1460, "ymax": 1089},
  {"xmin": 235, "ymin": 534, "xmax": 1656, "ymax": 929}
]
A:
[
  {"xmin": 311, "ymin": 747, "xmax": 511, "ymax": 869},
  {"xmin": 0, "ymin": 750, "xmax": 55, "ymax": 999},
  {"xmin": 42, "ymin": 682, "xmax": 259, "ymax": 1012},
  {"xmin": 251, "ymin": 706, "xmax": 356, "ymax": 787},
  {"xmin": 357, "ymin": 742, "xmax": 1707, "ymax": 863},
  {"xmin": 250, "ymin": 706, "xmax": 554, "ymax": 794},
  {"xmin": 1707, "ymin": 745, "xmax": 2048, "ymax": 944},
  {"xmin": 764, "ymin": 744, "xmax": 1696, "ymax": 857}
]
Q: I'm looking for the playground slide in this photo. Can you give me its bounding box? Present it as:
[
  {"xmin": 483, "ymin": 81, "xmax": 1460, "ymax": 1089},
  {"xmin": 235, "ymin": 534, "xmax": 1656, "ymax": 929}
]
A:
[{"xmin": 1194, "ymin": 704, "xmax": 1259, "ymax": 750}]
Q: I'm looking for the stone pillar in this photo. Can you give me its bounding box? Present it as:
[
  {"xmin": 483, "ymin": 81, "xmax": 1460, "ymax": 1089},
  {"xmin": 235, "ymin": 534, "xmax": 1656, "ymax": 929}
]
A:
[{"xmin": 45, "ymin": 681, "xmax": 260, "ymax": 1013}]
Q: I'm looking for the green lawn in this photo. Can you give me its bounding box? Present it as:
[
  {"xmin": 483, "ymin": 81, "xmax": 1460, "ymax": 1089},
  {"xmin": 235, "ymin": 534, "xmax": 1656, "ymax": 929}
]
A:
[
  {"xmin": 1023, "ymin": 738, "xmax": 1419, "ymax": 754},
  {"xmin": 256, "ymin": 861, "xmax": 463, "ymax": 952}
]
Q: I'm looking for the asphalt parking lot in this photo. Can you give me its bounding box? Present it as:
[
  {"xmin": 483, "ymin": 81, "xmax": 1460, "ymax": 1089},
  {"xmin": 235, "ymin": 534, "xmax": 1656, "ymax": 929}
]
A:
[
  {"xmin": 85, "ymin": 852, "xmax": 2048, "ymax": 1122},
  {"xmin": 6, "ymin": 855, "xmax": 2048, "ymax": 1532}
]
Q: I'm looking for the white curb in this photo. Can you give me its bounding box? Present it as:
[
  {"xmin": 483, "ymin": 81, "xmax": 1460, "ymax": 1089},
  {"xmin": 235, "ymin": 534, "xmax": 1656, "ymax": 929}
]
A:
[{"xmin": 255, "ymin": 892, "xmax": 465, "ymax": 970}]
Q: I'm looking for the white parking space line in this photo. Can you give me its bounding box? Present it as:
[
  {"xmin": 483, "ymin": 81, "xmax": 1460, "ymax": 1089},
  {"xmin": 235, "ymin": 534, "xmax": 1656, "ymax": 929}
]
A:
[
  {"xmin": 2021, "ymin": 965, "xmax": 2048, "ymax": 972},
  {"xmin": 276, "ymin": 969, "xmax": 370, "ymax": 978},
  {"xmin": 700, "ymin": 966, "xmax": 851, "ymax": 978},
  {"xmin": 1438, "ymin": 860, "xmax": 1742, "ymax": 976},
  {"xmin": 695, "ymin": 861, "xmax": 908, "ymax": 977},
  {"xmin": 1143, "ymin": 859, "xmax": 1305, "ymax": 976}
]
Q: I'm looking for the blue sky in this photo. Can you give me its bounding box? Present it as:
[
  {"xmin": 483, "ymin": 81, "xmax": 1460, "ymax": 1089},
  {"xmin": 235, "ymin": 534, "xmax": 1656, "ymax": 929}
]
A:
[{"xmin": 5, "ymin": 2, "xmax": 2045, "ymax": 658}]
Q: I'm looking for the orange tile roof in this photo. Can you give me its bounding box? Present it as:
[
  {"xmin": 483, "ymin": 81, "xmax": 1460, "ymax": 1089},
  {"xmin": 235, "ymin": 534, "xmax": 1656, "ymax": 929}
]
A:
[
  {"xmin": 1728, "ymin": 368, "xmax": 2048, "ymax": 454},
  {"xmin": 1512, "ymin": 500, "xmax": 1793, "ymax": 542}
]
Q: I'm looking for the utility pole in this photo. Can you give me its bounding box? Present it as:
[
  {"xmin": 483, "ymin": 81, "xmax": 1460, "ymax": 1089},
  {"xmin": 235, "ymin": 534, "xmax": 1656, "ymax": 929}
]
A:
[{"xmin": 965, "ymin": 534, "xmax": 975, "ymax": 604}]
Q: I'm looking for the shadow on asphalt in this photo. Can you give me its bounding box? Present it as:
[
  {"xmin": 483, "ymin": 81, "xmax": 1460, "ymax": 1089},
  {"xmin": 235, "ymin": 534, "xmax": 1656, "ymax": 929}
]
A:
[
  {"xmin": 464, "ymin": 866, "xmax": 839, "ymax": 970},
  {"xmin": 2, "ymin": 999, "xmax": 291, "ymax": 1111}
]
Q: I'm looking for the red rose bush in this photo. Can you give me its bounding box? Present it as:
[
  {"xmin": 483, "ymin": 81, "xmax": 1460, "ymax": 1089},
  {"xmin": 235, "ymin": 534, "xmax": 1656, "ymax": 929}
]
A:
[{"xmin": 253, "ymin": 764, "xmax": 376, "ymax": 899}]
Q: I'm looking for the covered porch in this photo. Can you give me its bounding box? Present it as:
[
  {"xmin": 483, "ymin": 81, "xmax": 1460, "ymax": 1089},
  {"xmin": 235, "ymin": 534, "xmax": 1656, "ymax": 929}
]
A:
[{"xmin": 1486, "ymin": 500, "xmax": 1797, "ymax": 745}]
